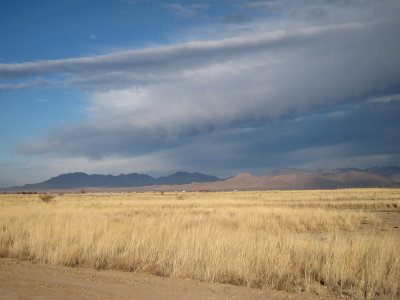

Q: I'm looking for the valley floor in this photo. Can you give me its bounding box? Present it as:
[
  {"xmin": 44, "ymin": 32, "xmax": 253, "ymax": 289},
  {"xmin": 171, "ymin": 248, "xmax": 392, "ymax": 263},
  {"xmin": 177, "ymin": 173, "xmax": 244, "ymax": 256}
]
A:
[{"xmin": 1, "ymin": 189, "xmax": 399, "ymax": 299}]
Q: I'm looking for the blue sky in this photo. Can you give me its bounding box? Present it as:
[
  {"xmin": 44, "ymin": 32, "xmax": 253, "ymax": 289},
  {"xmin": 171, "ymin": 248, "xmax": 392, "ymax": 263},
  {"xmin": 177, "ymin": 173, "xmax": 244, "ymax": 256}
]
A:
[{"xmin": 1, "ymin": 0, "xmax": 400, "ymax": 187}]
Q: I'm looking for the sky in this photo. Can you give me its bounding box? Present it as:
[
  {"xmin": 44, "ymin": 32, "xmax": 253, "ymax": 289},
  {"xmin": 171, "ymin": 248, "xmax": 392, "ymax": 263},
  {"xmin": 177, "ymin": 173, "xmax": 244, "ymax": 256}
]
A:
[{"xmin": 1, "ymin": 0, "xmax": 400, "ymax": 187}]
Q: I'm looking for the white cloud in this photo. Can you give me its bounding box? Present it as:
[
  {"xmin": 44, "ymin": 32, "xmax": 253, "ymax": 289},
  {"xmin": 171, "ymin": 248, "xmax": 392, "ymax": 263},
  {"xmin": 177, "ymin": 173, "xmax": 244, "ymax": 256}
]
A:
[
  {"xmin": 36, "ymin": 98, "xmax": 50, "ymax": 103},
  {"xmin": 3, "ymin": 24, "xmax": 359, "ymax": 80}
]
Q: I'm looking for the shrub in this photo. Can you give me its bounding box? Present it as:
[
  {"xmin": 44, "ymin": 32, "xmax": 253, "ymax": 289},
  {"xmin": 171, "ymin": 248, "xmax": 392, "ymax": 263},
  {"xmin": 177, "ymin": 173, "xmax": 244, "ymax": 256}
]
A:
[{"xmin": 39, "ymin": 194, "xmax": 55, "ymax": 203}]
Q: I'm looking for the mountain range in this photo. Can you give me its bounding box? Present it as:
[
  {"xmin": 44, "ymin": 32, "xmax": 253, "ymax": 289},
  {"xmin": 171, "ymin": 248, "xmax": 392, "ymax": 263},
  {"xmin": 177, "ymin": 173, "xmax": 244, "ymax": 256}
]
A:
[
  {"xmin": 5, "ymin": 172, "xmax": 220, "ymax": 191},
  {"xmin": 3, "ymin": 167, "xmax": 400, "ymax": 192}
]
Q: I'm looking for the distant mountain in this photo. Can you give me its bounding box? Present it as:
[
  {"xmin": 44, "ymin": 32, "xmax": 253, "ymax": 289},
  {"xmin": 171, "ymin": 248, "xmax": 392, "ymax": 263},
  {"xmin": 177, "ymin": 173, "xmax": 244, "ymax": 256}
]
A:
[
  {"xmin": 3, "ymin": 167, "xmax": 400, "ymax": 193},
  {"xmin": 154, "ymin": 172, "xmax": 219, "ymax": 185},
  {"xmin": 122, "ymin": 167, "xmax": 400, "ymax": 192},
  {"xmin": 190, "ymin": 170, "xmax": 396, "ymax": 191},
  {"xmin": 265, "ymin": 168, "xmax": 310, "ymax": 176},
  {"xmin": 7, "ymin": 171, "xmax": 220, "ymax": 191}
]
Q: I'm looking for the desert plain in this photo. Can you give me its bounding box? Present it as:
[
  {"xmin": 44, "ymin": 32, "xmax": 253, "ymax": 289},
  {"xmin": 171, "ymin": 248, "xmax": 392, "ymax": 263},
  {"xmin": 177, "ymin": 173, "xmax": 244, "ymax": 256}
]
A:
[{"xmin": 0, "ymin": 188, "xmax": 399, "ymax": 299}]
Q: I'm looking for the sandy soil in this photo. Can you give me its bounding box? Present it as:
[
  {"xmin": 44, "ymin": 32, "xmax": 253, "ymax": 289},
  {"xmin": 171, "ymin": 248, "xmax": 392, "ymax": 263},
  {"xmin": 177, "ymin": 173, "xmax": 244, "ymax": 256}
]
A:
[{"xmin": 0, "ymin": 258, "xmax": 340, "ymax": 300}]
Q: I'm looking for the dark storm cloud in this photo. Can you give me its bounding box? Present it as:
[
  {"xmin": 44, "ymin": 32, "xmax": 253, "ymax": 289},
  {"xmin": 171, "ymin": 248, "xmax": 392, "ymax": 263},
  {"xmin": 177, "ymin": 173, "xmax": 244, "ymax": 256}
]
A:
[
  {"xmin": 19, "ymin": 99, "xmax": 400, "ymax": 172},
  {"xmin": 167, "ymin": 101, "xmax": 400, "ymax": 175}
]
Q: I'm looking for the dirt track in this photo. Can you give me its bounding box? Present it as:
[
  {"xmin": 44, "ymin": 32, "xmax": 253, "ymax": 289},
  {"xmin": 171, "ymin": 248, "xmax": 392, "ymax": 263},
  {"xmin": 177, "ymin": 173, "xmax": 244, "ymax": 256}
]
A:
[{"xmin": 0, "ymin": 258, "xmax": 338, "ymax": 300}]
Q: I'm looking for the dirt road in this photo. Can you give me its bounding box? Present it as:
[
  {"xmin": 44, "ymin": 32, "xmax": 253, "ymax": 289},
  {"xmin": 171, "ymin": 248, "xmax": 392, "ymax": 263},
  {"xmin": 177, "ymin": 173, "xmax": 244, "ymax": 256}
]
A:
[{"xmin": 0, "ymin": 258, "xmax": 337, "ymax": 300}]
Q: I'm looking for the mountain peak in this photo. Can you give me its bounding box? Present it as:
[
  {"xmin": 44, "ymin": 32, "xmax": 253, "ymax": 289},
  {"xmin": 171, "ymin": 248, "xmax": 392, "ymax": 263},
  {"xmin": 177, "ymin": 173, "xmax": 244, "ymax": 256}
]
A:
[
  {"xmin": 266, "ymin": 168, "xmax": 309, "ymax": 176},
  {"xmin": 236, "ymin": 173, "xmax": 254, "ymax": 178}
]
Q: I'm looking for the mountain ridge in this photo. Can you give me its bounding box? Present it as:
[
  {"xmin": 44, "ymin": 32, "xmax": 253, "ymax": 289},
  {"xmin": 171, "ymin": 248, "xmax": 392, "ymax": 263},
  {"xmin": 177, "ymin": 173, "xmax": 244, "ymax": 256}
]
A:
[
  {"xmin": 6, "ymin": 171, "xmax": 221, "ymax": 190},
  {"xmin": 2, "ymin": 166, "xmax": 400, "ymax": 192}
]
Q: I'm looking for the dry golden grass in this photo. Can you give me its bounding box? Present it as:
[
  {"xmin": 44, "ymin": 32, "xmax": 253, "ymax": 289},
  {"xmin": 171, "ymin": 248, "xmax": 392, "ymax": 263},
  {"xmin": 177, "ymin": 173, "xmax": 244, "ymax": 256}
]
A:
[{"xmin": 0, "ymin": 189, "xmax": 399, "ymax": 299}]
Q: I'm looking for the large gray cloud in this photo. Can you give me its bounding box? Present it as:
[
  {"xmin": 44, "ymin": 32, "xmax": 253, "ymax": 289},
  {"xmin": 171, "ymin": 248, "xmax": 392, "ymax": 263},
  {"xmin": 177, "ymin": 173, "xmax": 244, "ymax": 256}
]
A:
[
  {"xmin": 159, "ymin": 100, "xmax": 400, "ymax": 175},
  {"xmin": 4, "ymin": 0, "xmax": 400, "ymax": 162},
  {"xmin": 6, "ymin": 100, "xmax": 400, "ymax": 187}
]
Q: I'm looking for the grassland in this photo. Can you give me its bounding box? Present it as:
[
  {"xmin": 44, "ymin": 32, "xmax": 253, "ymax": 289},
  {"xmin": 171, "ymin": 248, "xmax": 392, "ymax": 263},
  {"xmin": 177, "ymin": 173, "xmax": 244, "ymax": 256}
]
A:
[{"xmin": 0, "ymin": 189, "xmax": 399, "ymax": 299}]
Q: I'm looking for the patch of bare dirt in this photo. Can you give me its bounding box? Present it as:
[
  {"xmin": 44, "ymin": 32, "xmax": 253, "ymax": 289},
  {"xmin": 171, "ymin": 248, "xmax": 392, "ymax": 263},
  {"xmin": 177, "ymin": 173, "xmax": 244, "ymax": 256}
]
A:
[
  {"xmin": 0, "ymin": 258, "xmax": 340, "ymax": 300},
  {"xmin": 373, "ymin": 208, "xmax": 400, "ymax": 231},
  {"xmin": 356, "ymin": 208, "xmax": 400, "ymax": 234}
]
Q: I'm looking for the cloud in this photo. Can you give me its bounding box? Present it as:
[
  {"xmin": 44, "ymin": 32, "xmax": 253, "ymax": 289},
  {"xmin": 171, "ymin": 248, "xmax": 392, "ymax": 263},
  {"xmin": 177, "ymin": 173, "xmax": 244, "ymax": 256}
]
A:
[
  {"xmin": 219, "ymin": 13, "xmax": 252, "ymax": 24},
  {"xmin": 241, "ymin": 1, "xmax": 282, "ymax": 14},
  {"xmin": 165, "ymin": 3, "xmax": 208, "ymax": 18},
  {"xmin": 36, "ymin": 98, "xmax": 50, "ymax": 103},
  {"xmin": 6, "ymin": 100, "xmax": 400, "ymax": 187},
  {"xmin": 3, "ymin": 0, "xmax": 400, "ymax": 166},
  {"xmin": 0, "ymin": 22, "xmax": 387, "ymax": 82},
  {"xmin": 169, "ymin": 100, "xmax": 400, "ymax": 175},
  {"xmin": 0, "ymin": 78, "xmax": 50, "ymax": 92},
  {"xmin": 367, "ymin": 93, "xmax": 400, "ymax": 104},
  {"xmin": 120, "ymin": 0, "xmax": 141, "ymax": 4},
  {"xmin": 89, "ymin": 34, "xmax": 96, "ymax": 40}
]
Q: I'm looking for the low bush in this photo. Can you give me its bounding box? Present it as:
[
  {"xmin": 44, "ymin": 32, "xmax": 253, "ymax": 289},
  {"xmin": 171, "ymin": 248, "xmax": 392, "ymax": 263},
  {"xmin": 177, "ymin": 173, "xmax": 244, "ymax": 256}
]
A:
[{"xmin": 39, "ymin": 194, "xmax": 55, "ymax": 203}]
